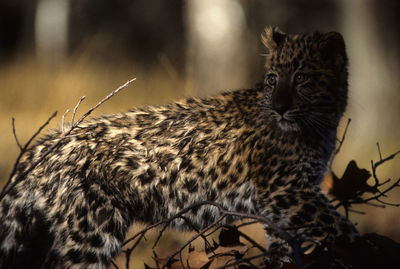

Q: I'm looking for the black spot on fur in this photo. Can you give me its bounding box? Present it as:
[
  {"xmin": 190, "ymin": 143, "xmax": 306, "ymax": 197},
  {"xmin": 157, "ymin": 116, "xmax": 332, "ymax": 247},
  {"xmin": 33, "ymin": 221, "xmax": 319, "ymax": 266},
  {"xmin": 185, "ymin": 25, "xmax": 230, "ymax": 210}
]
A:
[
  {"xmin": 76, "ymin": 206, "xmax": 88, "ymax": 220},
  {"xmin": 79, "ymin": 218, "xmax": 90, "ymax": 233},
  {"xmin": 302, "ymin": 203, "xmax": 317, "ymax": 214},
  {"xmin": 66, "ymin": 249, "xmax": 83, "ymax": 264},
  {"xmin": 184, "ymin": 179, "xmax": 198, "ymax": 193},
  {"xmin": 320, "ymin": 213, "xmax": 335, "ymax": 224},
  {"xmin": 85, "ymin": 251, "xmax": 98, "ymax": 263},
  {"xmin": 202, "ymin": 209, "xmax": 212, "ymax": 224},
  {"xmin": 217, "ymin": 180, "xmax": 228, "ymax": 190},
  {"xmin": 138, "ymin": 170, "xmax": 153, "ymax": 185},
  {"xmin": 97, "ymin": 208, "xmax": 108, "ymax": 225},
  {"xmin": 290, "ymin": 215, "xmax": 303, "ymax": 226},
  {"xmin": 89, "ymin": 234, "xmax": 104, "ymax": 248},
  {"xmin": 126, "ymin": 158, "xmax": 139, "ymax": 170},
  {"xmin": 67, "ymin": 215, "xmax": 74, "ymax": 229},
  {"xmin": 71, "ymin": 232, "xmax": 83, "ymax": 242}
]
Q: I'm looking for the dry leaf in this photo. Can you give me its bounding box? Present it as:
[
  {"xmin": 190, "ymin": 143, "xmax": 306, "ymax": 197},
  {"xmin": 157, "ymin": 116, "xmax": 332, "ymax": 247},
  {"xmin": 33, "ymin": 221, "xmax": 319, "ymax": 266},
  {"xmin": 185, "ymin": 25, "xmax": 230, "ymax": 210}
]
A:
[
  {"xmin": 187, "ymin": 250, "xmax": 211, "ymax": 268},
  {"xmin": 329, "ymin": 160, "xmax": 376, "ymax": 202},
  {"xmin": 208, "ymin": 245, "xmax": 250, "ymax": 269}
]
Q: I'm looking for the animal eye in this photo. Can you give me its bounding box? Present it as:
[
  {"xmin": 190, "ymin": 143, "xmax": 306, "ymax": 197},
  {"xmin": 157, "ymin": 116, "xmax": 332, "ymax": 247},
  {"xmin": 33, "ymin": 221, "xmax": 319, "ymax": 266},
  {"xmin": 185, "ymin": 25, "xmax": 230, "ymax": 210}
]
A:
[
  {"xmin": 294, "ymin": 73, "xmax": 308, "ymax": 84},
  {"xmin": 266, "ymin": 74, "xmax": 278, "ymax": 86}
]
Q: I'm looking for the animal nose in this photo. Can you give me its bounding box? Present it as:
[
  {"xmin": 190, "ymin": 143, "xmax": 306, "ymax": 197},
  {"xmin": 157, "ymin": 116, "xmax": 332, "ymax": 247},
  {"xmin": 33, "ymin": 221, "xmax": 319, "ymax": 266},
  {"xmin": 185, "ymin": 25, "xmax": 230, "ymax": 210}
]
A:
[
  {"xmin": 272, "ymin": 87, "xmax": 292, "ymax": 115},
  {"xmin": 273, "ymin": 102, "xmax": 290, "ymax": 115}
]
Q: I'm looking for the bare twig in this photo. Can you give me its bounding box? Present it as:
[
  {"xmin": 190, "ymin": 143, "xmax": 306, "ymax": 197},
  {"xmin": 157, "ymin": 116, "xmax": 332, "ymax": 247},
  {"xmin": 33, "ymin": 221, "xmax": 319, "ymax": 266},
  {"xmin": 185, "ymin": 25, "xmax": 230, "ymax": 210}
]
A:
[
  {"xmin": 371, "ymin": 148, "xmax": 400, "ymax": 186},
  {"xmin": 178, "ymin": 215, "xmax": 214, "ymax": 252},
  {"xmin": 329, "ymin": 118, "xmax": 351, "ymax": 167},
  {"xmin": 152, "ymin": 223, "xmax": 172, "ymax": 250},
  {"xmin": 62, "ymin": 109, "xmax": 70, "ymax": 133},
  {"xmin": 162, "ymin": 214, "xmax": 226, "ymax": 269},
  {"xmin": 236, "ymin": 229, "xmax": 266, "ymax": 253},
  {"xmin": 376, "ymin": 142, "xmax": 383, "ymax": 161},
  {"xmin": 111, "ymin": 260, "xmax": 120, "ymax": 269},
  {"xmin": 236, "ymin": 220, "xmax": 260, "ymax": 229},
  {"xmin": 365, "ymin": 201, "xmax": 386, "ymax": 208},
  {"xmin": 123, "ymin": 222, "xmax": 163, "ymax": 247},
  {"xmin": 12, "ymin": 118, "xmax": 22, "ymax": 150},
  {"xmin": 71, "ymin": 96, "xmax": 86, "ymax": 125},
  {"xmin": 347, "ymin": 208, "xmax": 366, "ymax": 215},
  {"xmin": 213, "ymin": 252, "xmax": 268, "ymax": 269},
  {"xmin": 0, "ymin": 111, "xmax": 57, "ymax": 201},
  {"xmin": 74, "ymin": 79, "xmax": 136, "ymax": 128},
  {"xmin": 24, "ymin": 111, "xmax": 58, "ymax": 150},
  {"xmin": 350, "ymin": 178, "xmax": 400, "ymax": 206}
]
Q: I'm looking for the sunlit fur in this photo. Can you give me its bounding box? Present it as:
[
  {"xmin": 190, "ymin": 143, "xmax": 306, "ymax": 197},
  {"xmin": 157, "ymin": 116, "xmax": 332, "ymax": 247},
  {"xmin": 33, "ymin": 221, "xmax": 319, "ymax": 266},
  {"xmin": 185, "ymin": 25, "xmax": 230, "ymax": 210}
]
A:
[{"xmin": 0, "ymin": 27, "xmax": 357, "ymax": 269}]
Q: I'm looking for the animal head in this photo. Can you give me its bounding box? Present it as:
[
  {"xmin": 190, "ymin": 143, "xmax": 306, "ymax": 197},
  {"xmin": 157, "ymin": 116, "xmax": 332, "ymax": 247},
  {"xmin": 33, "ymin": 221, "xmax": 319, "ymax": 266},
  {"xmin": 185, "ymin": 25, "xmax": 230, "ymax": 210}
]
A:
[{"xmin": 261, "ymin": 26, "xmax": 348, "ymax": 136}]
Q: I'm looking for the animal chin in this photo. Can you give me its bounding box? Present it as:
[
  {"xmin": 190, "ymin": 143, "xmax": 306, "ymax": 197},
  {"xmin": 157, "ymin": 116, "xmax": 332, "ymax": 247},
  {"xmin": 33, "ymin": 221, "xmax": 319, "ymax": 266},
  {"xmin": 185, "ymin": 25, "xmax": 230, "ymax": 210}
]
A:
[{"xmin": 275, "ymin": 115, "xmax": 300, "ymax": 132}]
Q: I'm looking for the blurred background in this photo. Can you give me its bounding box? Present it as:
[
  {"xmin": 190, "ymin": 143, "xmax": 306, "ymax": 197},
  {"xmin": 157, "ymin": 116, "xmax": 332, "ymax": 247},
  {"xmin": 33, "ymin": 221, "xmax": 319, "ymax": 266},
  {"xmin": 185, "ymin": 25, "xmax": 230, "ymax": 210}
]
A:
[{"xmin": 0, "ymin": 0, "xmax": 399, "ymax": 267}]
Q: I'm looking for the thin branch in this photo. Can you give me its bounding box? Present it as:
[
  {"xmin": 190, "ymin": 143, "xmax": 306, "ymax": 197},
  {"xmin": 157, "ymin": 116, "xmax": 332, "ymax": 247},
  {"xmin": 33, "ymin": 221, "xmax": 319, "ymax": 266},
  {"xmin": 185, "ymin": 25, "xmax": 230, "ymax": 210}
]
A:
[
  {"xmin": 236, "ymin": 229, "xmax": 266, "ymax": 253},
  {"xmin": 352, "ymin": 148, "xmax": 400, "ymax": 207},
  {"xmin": 0, "ymin": 111, "xmax": 57, "ymax": 201},
  {"xmin": 24, "ymin": 111, "xmax": 58, "ymax": 150},
  {"xmin": 123, "ymin": 234, "xmax": 145, "ymax": 269},
  {"xmin": 284, "ymin": 223, "xmax": 322, "ymax": 231},
  {"xmin": 177, "ymin": 216, "xmax": 206, "ymax": 245},
  {"xmin": 62, "ymin": 109, "xmax": 70, "ymax": 134},
  {"xmin": 110, "ymin": 259, "xmax": 119, "ymax": 269},
  {"xmin": 375, "ymin": 198, "xmax": 400, "ymax": 207},
  {"xmin": 12, "ymin": 118, "xmax": 22, "ymax": 150},
  {"xmin": 365, "ymin": 201, "xmax": 386, "ymax": 208},
  {"xmin": 162, "ymin": 215, "xmax": 226, "ymax": 269},
  {"xmin": 178, "ymin": 251, "xmax": 185, "ymax": 269},
  {"xmin": 204, "ymin": 223, "xmax": 224, "ymax": 238},
  {"xmin": 371, "ymin": 148, "xmax": 400, "ymax": 186},
  {"xmin": 125, "ymin": 248, "xmax": 131, "ymax": 269},
  {"xmin": 74, "ymin": 79, "xmax": 136, "ymax": 128},
  {"xmin": 347, "ymin": 208, "xmax": 366, "ymax": 215},
  {"xmin": 329, "ymin": 118, "xmax": 351, "ymax": 167},
  {"xmin": 236, "ymin": 220, "xmax": 260, "ymax": 228},
  {"xmin": 213, "ymin": 252, "xmax": 269, "ymax": 269},
  {"xmin": 152, "ymin": 222, "xmax": 171, "ymax": 249},
  {"xmin": 157, "ymin": 215, "xmax": 214, "ymax": 254},
  {"xmin": 376, "ymin": 142, "xmax": 383, "ymax": 161},
  {"xmin": 71, "ymin": 96, "xmax": 86, "ymax": 125},
  {"xmin": 349, "ymin": 178, "xmax": 400, "ymax": 205}
]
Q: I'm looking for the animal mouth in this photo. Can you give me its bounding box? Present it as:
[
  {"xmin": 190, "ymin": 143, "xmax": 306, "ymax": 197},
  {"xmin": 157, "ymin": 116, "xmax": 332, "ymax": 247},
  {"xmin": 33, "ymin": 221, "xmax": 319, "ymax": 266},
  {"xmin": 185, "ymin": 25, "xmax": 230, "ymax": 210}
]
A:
[{"xmin": 275, "ymin": 113, "xmax": 300, "ymax": 132}]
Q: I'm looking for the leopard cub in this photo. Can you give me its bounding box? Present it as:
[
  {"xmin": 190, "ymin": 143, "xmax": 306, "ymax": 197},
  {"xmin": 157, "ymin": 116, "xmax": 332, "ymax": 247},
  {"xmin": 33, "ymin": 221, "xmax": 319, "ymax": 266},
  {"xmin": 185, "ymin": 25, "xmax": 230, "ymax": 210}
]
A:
[{"xmin": 0, "ymin": 27, "xmax": 358, "ymax": 269}]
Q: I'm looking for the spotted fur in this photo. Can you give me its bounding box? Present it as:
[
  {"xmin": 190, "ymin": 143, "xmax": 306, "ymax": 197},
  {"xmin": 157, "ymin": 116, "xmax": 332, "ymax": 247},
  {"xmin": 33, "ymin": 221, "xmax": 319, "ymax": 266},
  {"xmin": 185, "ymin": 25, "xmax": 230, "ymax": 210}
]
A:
[{"xmin": 0, "ymin": 27, "xmax": 358, "ymax": 268}]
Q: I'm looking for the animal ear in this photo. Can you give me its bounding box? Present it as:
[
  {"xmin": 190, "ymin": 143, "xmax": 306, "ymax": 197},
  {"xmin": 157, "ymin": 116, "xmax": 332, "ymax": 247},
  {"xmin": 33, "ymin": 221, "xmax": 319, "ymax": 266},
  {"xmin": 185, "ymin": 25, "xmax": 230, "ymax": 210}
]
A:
[
  {"xmin": 261, "ymin": 26, "xmax": 286, "ymax": 54},
  {"xmin": 318, "ymin": 32, "xmax": 348, "ymax": 70}
]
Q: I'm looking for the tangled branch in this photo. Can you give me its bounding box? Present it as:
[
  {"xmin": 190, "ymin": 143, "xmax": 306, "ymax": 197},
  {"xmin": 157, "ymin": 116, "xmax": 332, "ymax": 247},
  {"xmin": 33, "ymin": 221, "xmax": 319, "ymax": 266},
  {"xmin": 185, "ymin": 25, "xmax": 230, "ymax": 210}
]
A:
[
  {"xmin": 330, "ymin": 144, "xmax": 400, "ymax": 214},
  {"xmin": 351, "ymin": 145, "xmax": 400, "ymax": 207},
  {"xmin": 119, "ymin": 201, "xmax": 304, "ymax": 269},
  {"xmin": 326, "ymin": 117, "xmax": 400, "ymax": 216}
]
